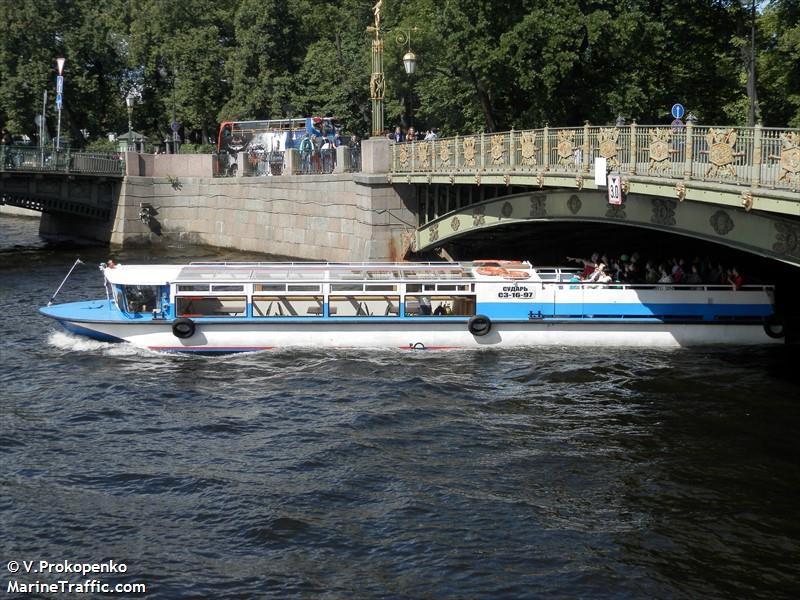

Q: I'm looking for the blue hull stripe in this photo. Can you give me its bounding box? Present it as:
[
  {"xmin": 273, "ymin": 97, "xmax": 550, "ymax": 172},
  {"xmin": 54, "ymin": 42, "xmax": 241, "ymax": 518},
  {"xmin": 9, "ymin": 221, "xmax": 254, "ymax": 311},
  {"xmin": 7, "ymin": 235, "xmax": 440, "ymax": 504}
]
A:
[{"xmin": 480, "ymin": 301, "xmax": 772, "ymax": 320}]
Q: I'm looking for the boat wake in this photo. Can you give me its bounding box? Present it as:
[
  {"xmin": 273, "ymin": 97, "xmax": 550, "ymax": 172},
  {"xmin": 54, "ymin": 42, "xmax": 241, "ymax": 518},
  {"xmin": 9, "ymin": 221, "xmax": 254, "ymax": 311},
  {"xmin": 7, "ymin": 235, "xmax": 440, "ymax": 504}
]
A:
[{"xmin": 47, "ymin": 331, "xmax": 150, "ymax": 356}]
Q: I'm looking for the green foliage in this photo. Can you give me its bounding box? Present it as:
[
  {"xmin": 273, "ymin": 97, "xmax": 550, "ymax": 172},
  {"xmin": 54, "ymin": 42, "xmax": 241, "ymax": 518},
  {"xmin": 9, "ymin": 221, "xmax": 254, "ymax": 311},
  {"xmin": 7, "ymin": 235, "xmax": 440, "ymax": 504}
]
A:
[
  {"xmin": 1, "ymin": 0, "xmax": 798, "ymax": 145},
  {"xmin": 179, "ymin": 143, "xmax": 215, "ymax": 154},
  {"xmin": 84, "ymin": 138, "xmax": 119, "ymax": 153}
]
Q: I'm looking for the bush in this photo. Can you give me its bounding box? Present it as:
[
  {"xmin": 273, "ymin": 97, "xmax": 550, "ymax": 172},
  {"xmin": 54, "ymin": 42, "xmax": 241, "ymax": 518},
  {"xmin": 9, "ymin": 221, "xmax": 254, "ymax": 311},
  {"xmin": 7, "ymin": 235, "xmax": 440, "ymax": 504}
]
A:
[
  {"xmin": 84, "ymin": 139, "xmax": 118, "ymax": 153},
  {"xmin": 179, "ymin": 143, "xmax": 214, "ymax": 154}
]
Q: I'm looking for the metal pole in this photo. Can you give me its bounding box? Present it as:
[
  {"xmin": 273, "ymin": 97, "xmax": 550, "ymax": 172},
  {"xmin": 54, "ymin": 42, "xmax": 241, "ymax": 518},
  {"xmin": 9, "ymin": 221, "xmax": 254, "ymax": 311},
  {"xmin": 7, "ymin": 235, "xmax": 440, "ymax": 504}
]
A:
[
  {"xmin": 41, "ymin": 90, "xmax": 47, "ymax": 165},
  {"xmin": 56, "ymin": 105, "xmax": 62, "ymax": 151},
  {"xmin": 172, "ymin": 79, "xmax": 177, "ymax": 154}
]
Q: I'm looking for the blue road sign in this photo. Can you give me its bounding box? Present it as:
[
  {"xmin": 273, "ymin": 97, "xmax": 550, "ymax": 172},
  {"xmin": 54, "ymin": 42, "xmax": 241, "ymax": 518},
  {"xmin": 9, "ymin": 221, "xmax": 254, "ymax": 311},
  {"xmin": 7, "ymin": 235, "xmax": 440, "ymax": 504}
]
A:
[
  {"xmin": 55, "ymin": 93, "xmax": 62, "ymax": 110},
  {"xmin": 171, "ymin": 121, "xmax": 180, "ymax": 132},
  {"xmin": 671, "ymin": 103, "xmax": 684, "ymax": 119},
  {"xmin": 56, "ymin": 75, "xmax": 63, "ymax": 94}
]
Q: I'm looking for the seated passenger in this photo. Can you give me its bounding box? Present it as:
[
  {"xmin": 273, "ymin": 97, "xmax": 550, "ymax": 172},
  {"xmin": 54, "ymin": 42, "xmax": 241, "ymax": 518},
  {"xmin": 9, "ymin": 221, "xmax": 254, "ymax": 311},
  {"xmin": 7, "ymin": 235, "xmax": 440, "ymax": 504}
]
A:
[
  {"xmin": 685, "ymin": 264, "xmax": 703, "ymax": 287},
  {"xmin": 586, "ymin": 262, "xmax": 611, "ymax": 284},
  {"xmin": 658, "ymin": 266, "xmax": 674, "ymax": 288},
  {"xmin": 417, "ymin": 296, "xmax": 432, "ymax": 315}
]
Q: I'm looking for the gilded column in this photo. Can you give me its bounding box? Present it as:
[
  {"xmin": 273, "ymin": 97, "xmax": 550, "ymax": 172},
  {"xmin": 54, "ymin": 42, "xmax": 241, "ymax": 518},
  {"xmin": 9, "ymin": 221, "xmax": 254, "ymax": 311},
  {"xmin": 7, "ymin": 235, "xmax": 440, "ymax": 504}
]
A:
[
  {"xmin": 683, "ymin": 121, "xmax": 694, "ymax": 181},
  {"xmin": 752, "ymin": 122, "xmax": 762, "ymax": 189},
  {"xmin": 542, "ymin": 125, "xmax": 549, "ymax": 169},
  {"xmin": 509, "ymin": 129, "xmax": 516, "ymax": 169},
  {"xmin": 582, "ymin": 121, "xmax": 590, "ymax": 174},
  {"xmin": 370, "ymin": 37, "xmax": 385, "ymax": 137}
]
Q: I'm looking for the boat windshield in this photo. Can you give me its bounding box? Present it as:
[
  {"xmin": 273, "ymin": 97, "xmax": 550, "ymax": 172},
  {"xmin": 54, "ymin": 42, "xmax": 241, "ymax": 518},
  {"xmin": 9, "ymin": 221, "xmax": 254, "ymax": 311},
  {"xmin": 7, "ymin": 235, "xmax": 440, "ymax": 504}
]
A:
[{"xmin": 122, "ymin": 285, "xmax": 159, "ymax": 313}]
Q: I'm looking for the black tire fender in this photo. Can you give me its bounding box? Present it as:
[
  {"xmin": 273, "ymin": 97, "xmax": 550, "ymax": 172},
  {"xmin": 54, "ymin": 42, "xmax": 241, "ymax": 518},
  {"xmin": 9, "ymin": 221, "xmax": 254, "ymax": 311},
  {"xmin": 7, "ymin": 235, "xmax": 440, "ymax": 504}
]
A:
[
  {"xmin": 468, "ymin": 314, "xmax": 492, "ymax": 337},
  {"xmin": 172, "ymin": 317, "xmax": 196, "ymax": 339},
  {"xmin": 763, "ymin": 315, "xmax": 785, "ymax": 339}
]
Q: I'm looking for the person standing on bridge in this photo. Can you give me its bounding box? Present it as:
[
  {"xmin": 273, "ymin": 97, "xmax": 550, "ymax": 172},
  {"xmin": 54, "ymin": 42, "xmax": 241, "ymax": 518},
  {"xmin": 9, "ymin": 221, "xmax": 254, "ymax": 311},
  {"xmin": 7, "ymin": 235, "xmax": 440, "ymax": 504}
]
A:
[{"xmin": 299, "ymin": 133, "xmax": 313, "ymax": 174}]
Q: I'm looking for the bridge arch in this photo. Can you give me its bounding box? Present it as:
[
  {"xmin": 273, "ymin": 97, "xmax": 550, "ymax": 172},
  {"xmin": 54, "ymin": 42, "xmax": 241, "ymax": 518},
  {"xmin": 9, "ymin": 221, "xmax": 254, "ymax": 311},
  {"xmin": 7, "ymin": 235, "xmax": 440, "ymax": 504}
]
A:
[{"xmin": 415, "ymin": 189, "xmax": 800, "ymax": 267}]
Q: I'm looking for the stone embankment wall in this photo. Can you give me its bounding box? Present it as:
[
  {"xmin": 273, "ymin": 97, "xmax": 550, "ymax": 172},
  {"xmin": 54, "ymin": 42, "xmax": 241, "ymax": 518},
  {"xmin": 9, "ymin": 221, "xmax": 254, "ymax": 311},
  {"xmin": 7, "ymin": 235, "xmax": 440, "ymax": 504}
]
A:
[
  {"xmin": 26, "ymin": 139, "xmax": 416, "ymax": 261},
  {"xmin": 111, "ymin": 172, "xmax": 415, "ymax": 262}
]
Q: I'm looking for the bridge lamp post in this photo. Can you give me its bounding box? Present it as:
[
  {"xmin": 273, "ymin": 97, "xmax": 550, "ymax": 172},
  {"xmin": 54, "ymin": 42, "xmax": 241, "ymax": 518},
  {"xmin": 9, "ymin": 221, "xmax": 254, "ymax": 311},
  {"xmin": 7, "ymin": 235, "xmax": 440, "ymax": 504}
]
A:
[
  {"xmin": 367, "ymin": 2, "xmax": 418, "ymax": 137},
  {"xmin": 402, "ymin": 34, "xmax": 417, "ymax": 130},
  {"xmin": 126, "ymin": 92, "xmax": 135, "ymax": 152}
]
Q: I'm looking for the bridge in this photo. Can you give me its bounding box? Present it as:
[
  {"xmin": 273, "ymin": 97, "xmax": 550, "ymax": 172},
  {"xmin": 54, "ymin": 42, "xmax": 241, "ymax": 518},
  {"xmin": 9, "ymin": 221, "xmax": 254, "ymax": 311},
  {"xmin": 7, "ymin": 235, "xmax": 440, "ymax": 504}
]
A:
[
  {"xmin": 388, "ymin": 122, "xmax": 800, "ymax": 266},
  {"xmin": 1, "ymin": 122, "xmax": 799, "ymax": 266},
  {"xmin": 0, "ymin": 145, "xmax": 124, "ymax": 221}
]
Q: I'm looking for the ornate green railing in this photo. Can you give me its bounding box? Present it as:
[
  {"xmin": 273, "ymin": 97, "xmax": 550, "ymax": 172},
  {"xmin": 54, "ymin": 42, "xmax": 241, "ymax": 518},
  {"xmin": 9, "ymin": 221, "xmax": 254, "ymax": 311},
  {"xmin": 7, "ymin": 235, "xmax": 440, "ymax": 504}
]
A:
[
  {"xmin": 0, "ymin": 145, "xmax": 125, "ymax": 177},
  {"xmin": 389, "ymin": 123, "xmax": 800, "ymax": 196}
]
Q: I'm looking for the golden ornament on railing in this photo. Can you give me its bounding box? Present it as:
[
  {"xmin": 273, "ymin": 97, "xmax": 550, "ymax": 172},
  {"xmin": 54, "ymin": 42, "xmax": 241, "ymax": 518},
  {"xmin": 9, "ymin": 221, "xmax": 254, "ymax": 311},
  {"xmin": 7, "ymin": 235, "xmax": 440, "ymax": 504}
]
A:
[
  {"xmin": 398, "ymin": 144, "xmax": 409, "ymax": 169},
  {"xmin": 438, "ymin": 140, "xmax": 452, "ymax": 166},
  {"xmin": 416, "ymin": 141, "xmax": 431, "ymax": 169},
  {"xmin": 704, "ymin": 128, "xmax": 743, "ymax": 179},
  {"xmin": 519, "ymin": 131, "xmax": 538, "ymax": 166},
  {"xmin": 770, "ymin": 131, "xmax": 800, "ymax": 190},
  {"xmin": 462, "ymin": 137, "xmax": 477, "ymax": 167},
  {"xmin": 557, "ymin": 130, "xmax": 577, "ymax": 169},
  {"xmin": 597, "ymin": 127, "xmax": 620, "ymax": 168},
  {"xmin": 490, "ymin": 134, "xmax": 506, "ymax": 165},
  {"xmin": 646, "ymin": 128, "xmax": 673, "ymax": 174}
]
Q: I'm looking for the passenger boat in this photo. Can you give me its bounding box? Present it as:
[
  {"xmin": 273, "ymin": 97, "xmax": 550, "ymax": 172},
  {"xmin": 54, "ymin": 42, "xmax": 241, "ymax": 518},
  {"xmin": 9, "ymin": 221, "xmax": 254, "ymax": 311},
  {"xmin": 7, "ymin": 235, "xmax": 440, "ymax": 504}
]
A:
[{"xmin": 39, "ymin": 260, "xmax": 785, "ymax": 352}]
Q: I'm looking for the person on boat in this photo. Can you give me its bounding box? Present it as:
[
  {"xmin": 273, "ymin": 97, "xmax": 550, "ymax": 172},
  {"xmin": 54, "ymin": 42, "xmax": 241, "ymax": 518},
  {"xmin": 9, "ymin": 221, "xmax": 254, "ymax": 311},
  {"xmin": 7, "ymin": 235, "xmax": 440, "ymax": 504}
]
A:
[
  {"xmin": 567, "ymin": 252, "xmax": 600, "ymax": 279},
  {"xmin": 727, "ymin": 267, "xmax": 743, "ymax": 290},
  {"xmin": 418, "ymin": 295, "xmax": 432, "ymax": 315},
  {"xmin": 585, "ymin": 263, "xmax": 611, "ymax": 285},
  {"xmin": 657, "ymin": 266, "xmax": 674, "ymax": 289},
  {"xmin": 685, "ymin": 264, "xmax": 703, "ymax": 287}
]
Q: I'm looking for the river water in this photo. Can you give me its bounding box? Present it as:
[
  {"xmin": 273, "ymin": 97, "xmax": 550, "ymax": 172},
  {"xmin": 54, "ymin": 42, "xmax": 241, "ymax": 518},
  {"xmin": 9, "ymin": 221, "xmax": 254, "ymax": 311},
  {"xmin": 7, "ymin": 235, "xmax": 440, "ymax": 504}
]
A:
[{"xmin": 2, "ymin": 214, "xmax": 799, "ymax": 599}]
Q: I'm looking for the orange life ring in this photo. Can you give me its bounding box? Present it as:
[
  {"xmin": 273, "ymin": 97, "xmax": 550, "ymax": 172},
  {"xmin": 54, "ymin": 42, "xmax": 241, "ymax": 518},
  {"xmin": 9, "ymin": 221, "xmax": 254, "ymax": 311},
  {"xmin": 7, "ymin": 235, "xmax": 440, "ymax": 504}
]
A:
[
  {"xmin": 476, "ymin": 266, "xmax": 508, "ymax": 276},
  {"xmin": 474, "ymin": 259, "xmax": 526, "ymax": 268}
]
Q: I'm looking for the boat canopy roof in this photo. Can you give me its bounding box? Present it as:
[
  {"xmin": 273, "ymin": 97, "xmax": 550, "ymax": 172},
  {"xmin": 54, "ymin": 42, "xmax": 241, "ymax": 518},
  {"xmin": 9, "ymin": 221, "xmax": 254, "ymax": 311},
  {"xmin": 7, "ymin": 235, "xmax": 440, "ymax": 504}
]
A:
[
  {"xmin": 102, "ymin": 261, "xmax": 505, "ymax": 285},
  {"xmin": 103, "ymin": 265, "xmax": 183, "ymax": 286}
]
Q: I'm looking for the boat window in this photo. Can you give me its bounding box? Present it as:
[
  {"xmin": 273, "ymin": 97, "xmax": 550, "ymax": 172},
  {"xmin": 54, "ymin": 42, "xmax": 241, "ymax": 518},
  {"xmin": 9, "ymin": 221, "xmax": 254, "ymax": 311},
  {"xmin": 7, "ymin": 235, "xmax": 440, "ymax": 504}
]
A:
[
  {"xmin": 287, "ymin": 284, "xmax": 321, "ymax": 292},
  {"xmin": 365, "ymin": 284, "xmax": 397, "ymax": 292},
  {"xmin": 328, "ymin": 295, "xmax": 400, "ymax": 317},
  {"xmin": 405, "ymin": 295, "xmax": 476, "ymax": 317},
  {"xmin": 122, "ymin": 285, "xmax": 160, "ymax": 313},
  {"xmin": 252, "ymin": 295, "xmax": 324, "ymax": 317},
  {"xmin": 331, "ymin": 283, "xmax": 363, "ymax": 292},
  {"xmin": 436, "ymin": 284, "xmax": 472, "ymax": 291},
  {"xmin": 178, "ymin": 284, "xmax": 210, "ymax": 292},
  {"xmin": 177, "ymin": 296, "xmax": 247, "ymax": 317},
  {"xmin": 254, "ymin": 283, "xmax": 285, "ymax": 292},
  {"xmin": 212, "ymin": 284, "xmax": 244, "ymax": 292}
]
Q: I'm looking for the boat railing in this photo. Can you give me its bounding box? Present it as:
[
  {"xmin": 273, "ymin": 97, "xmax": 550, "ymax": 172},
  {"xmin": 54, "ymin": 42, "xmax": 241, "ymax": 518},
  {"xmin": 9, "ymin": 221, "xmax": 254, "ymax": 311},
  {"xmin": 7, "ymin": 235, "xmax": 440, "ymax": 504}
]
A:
[
  {"xmin": 551, "ymin": 281, "xmax": 774, "ymax": 292},
  {"xmin": 187, "ymin": 261, "xmax": 467, "ymax": 268}
]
